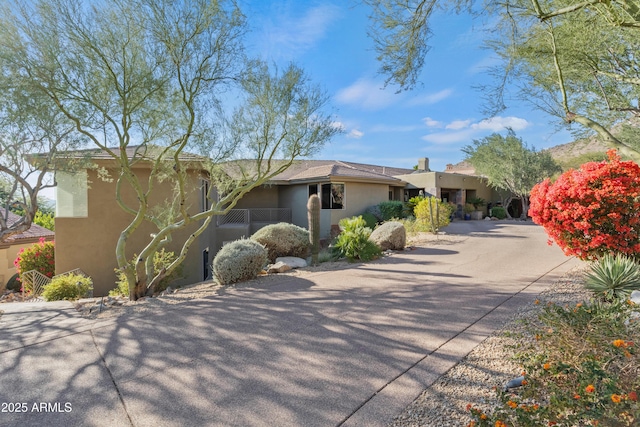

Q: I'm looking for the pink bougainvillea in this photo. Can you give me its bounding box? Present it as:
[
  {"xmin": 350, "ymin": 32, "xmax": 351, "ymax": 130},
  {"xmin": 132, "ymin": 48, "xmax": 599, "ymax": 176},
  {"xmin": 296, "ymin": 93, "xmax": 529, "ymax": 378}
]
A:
[
  {"xmin": 14, "ymin": 238, "xmax": 55, "ymax": 281},
  {"xmin": 530, "ymin": 150, "xmax": 640, "ymax": 260}
]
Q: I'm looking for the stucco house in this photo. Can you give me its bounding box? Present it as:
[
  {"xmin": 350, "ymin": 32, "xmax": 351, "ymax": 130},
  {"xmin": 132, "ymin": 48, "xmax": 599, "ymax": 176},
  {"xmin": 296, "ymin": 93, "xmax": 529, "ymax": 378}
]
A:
[
  {"xmin": 42, "ymin": 147, "xmax": 498, "ymax": 296},
  {"xmin": 1, "ymin": 212, "xmax": 55, "ymax": 291}
]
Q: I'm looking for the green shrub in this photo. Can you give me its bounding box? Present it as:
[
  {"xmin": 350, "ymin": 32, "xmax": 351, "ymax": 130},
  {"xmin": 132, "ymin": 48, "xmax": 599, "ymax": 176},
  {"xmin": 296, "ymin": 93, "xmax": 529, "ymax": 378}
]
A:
[
  {"xmin": 42, "ymin": 274, "xmax": 93, "ymax": 301},
  {"xmin": 414, "ymin": 197, "xmax": 453, "ymax": 233},
  {"xmin": 491, "ymin": 206, "xmax": 507, "ymax": 219},
  {"xmin": 5, "ymin": 273, "xmax": 20, "ymax": 292},
  {"xmin": 378, "ymin": 201, "xmax": 404, "ymax": 221},
  {"xmin": 250, "ymin": 222, "xmax": 310, "ymax": 262},
  {"xmin": 111, "ymin": 248, "xmax": 183, "ymax": 297},
  {"xmin": 361, "ymin": 212, "xmax": 378, "ymax": 229},
  {"xmin": 585, "ymin": 254, "xmax": 640, "ymax": 301},
  {"xmin": 396, "ymin": 218, "xmax": 431, "ymax": 235},
  {"xmin": 468, "ymin": 197, "xmax": 486, "ymax": 209},
  {"xmin": 212, "ymin": 239, "xmax": 268, "ymax": 285},
  {"xmin": 365, "ymin": 204, "xmax": 383, "ymax": 222},
  {"xmin": 403, "ymin": 196, "xmax": 425, "ymax": 217},
  {"xmin": 14, "ymin": 238, "xmax": 55, "ymax": 288},
  {"xmin": 333, "ymin": 216, "xmax": 381, "ymax": 262}
]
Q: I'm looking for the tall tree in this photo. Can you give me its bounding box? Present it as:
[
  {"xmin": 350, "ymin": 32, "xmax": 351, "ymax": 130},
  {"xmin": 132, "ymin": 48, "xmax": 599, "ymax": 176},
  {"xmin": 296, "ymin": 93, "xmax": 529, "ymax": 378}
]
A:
[
  {"xmin": 364, "ymin": 0, "xmax": 640, "ymax": 159},
  {"xmin": 0, "ymin": 70, "xmax": 85, "ymax": 241},
  {"xmin": 0, "ymin": 0, "xmax": 340, "ymax": 299},
  {"xmin": 462, "ymin": 132, "xmax": 561, "ymax": 218}
]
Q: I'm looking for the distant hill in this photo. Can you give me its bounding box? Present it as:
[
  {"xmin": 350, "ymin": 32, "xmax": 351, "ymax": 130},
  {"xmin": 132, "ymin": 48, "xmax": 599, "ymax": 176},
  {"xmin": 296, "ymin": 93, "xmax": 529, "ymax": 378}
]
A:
[{"xmin": 448, "ymin": 121, "xmax": 638, "ymax": 174}]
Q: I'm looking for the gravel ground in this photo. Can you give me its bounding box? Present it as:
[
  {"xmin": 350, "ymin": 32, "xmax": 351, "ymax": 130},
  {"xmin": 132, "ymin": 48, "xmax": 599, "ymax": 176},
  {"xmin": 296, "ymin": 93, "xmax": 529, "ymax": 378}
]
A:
[{"xmin": 388, "ymin": 266, "xmax": 592, "ymax": 427}]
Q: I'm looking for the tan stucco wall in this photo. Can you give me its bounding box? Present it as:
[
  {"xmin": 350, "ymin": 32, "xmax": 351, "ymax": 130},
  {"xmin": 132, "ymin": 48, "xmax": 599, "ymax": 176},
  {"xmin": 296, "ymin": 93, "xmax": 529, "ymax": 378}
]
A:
[
  {"xmin": 397, "ymin": 171, "xmax": 500, "ymax": 215},
  {"xmin": 1, "ymin": 242, "xmax": 35, "ymax": 291},
  {"xmin": 278, "ymin": 181, "xmax": 396, "ymax": 238},
  {"xmin": 55, "ymin": 166, "xmax": 208, "ymax": 296},
  {"xmin": 232, "ymin": 185, "xmax": 279, "ymax": 209}
]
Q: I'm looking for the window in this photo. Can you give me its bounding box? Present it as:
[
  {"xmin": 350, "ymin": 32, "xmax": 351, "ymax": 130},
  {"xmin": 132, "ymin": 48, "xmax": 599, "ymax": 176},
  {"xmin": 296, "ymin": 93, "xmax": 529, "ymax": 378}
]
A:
[
  {"xmin": 200, "ymin": 178, "xmax": 211, "ymax": 212},
  {"xmin": 55, "ymin": 170, "xmax": 88, "ymax": 218},
  {"xmin": 309, "ymin": 183, "xmax": 344, "ymax": 209}
]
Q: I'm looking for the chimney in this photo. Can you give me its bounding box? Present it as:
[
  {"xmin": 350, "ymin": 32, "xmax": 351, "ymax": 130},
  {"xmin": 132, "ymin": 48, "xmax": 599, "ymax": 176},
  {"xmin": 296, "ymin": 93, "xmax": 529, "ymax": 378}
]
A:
[{"xmin": 418, "ymin": 157, "xmax": 429, "ymax": 171}]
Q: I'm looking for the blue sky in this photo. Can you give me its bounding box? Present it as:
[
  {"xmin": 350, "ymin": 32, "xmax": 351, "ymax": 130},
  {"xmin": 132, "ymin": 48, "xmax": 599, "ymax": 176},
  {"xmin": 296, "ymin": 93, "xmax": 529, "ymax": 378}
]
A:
[{"xmin": 241, "ymin": 0, "xmax": 574, "ymax": 171}]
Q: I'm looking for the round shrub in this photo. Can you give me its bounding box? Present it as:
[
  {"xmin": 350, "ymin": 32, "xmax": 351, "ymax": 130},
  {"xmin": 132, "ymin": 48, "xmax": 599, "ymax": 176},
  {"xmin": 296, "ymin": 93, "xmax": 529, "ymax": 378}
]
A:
[
  {"xmin": 42, "ymin": 274, "xmax": 93, "ymax": 301},
  {"xmin": 14, "ymin": 238, "xmax": 55, "ymax": 285},
  {"xmin": 5, "ymin": 273, "xmax": 20, "ymax": 292},
  {"xmin": 250, "ymin": 222, "xmax": 310, "ymax": 262},
  {"xmin": 414, "ymin": 196, "xmax": 453, "ymax": 232},
  {"xmin": 378, "ymin": 201, "xmax": 404, "ymax": 221},
  {"xmin": 530, "ymin": 150, "xmax": 640, "ymax": 260},
  {"xmin": 365, "ymin": 205, "xmax": 383, "ymax": 222},
  {"xmin": 212, "ymin": 239, "xmax": 268, "ymax": 285},
  {"xmin": 491, "ymin": 206, "xmax": 507, "ymax": 220},
  {"xmin": 361, "ymin": 212, "xmax": 378, "ymax": 230}
]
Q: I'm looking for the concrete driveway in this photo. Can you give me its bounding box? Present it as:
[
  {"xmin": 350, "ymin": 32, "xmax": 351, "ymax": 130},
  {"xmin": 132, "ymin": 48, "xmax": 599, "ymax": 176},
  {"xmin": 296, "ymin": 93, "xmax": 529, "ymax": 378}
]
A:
[{"xmin": 0, "ymin": 221, "xmax": 580, "ymax": 427}]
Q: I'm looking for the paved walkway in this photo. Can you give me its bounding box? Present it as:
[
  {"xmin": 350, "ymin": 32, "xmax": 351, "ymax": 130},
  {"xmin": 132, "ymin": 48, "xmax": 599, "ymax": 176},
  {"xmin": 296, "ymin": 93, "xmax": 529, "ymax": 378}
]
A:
[{"xmin": 0, "ymin": 221, "xmax": 581, "ymax": 427}]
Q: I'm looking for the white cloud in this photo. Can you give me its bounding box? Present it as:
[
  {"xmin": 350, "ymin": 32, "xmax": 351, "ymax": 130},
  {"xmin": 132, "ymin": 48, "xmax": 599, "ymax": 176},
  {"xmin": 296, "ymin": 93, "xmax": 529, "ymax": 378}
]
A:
[
  {"xmin": 347, "ymin": 129, "xmax": 364, "ymax": 139},
  {"xmin": 422, "ymin": 116, "xmax": 531, "ymax": 145},
  {"xmin": 331, "ymin": 121, "xmax": 346, "ymax": 131},
  {"xmin": 423, "ymin": 117, "xmax": 443, "ymax": 128},
  {"xmin": 407, "ymin": 89, "xmax": 454, "ymax": 106},
  {"xmin": 335, "ymin": 78, "xmax": 398, "ymax": 110},
  {"xmin": 471, "ymin": 116, "xmax": 530, "ymax": 131},
  {"xmin": 422, "ymin": 129, "xmax": 475, "ymax": 145},
  {"xmin": 446, "ymin": 120, "xmax": 472, "ymax": 130},
  {"xmin": 259, "ymin": 4, "xmax": 342, "ymax": 59}
]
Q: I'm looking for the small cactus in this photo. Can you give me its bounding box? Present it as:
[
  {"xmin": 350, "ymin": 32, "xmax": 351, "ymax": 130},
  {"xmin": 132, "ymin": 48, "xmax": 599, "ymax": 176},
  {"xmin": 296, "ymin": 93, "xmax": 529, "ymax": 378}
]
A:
[{"xmin": 307, "ymin": 194, "xmax": 321, "ymax": 265}]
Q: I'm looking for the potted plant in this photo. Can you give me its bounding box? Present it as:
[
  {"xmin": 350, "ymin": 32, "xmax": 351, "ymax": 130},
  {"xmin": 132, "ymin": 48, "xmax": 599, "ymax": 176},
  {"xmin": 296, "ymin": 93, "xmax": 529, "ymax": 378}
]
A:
[
  {"xmin": 463, "ymin": 203, "xmax": 474, "ymax": 220},
  {"xmin": 468, "ymin": 197, "xmax": 486, "ymax": 220}
]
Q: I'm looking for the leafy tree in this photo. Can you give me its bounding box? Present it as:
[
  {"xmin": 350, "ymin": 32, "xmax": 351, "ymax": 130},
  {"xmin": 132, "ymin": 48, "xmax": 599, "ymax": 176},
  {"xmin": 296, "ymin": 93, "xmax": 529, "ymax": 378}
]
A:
[
  {"xmin": 0, "ymin": 0, "xmax": 340, "ymax": 300},
  {"xmin": 33, "ymin": 211, "xmax": 54, "ymax": 231},
  {"xmin": 462, "ymin": 132, "xmax": 561, "ymax": 218},
  {"xmin": 530, "ymin": 150, "xmax": 640, "ymax": 260},
  {"xmin": 0, "ymin": 79, "xmax": 83, "ymax": 242},
  {"xmin": 487, "ymin": 0, "xmax": 640, "ymax": 161},
  {"xmin": 364, "ymin": 0, "xmax": 640, "ymax": 159}
]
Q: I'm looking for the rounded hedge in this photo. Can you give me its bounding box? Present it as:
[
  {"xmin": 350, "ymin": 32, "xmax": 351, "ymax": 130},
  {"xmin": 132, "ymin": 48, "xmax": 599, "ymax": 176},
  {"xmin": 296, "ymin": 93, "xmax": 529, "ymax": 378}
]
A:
[
  {"xmin": 42, "ymin": 274, "xmax": 93, "ymax": 301},
  {"xmin": 212, "ymin": 239, "xmax": 268, "ymax": 285},
  {"xmin": 250, "ymin": 222, "xmax": 310, "ymax": 262}
]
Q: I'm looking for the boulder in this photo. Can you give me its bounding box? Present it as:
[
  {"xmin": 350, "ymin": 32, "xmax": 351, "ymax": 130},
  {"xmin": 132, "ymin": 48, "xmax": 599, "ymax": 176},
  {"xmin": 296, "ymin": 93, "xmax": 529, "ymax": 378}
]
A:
[
  {"xmin": 370, "ymin": 221, "xmax": 406, "ymax": 251},
  {"xmin": 267, "ymin": 262, "xmax": 292, "ymax": 274},
  {"xmin": 275, "ymin": 257, "xmax": 307, "ymax": 269}
]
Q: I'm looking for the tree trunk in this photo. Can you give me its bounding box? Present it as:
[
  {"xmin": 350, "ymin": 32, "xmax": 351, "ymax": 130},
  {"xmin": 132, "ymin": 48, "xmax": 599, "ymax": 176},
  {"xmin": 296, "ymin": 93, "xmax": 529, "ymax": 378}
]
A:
[{"xmin": 520, "ymin": 197, "xmax": 529, "ymax": 220}]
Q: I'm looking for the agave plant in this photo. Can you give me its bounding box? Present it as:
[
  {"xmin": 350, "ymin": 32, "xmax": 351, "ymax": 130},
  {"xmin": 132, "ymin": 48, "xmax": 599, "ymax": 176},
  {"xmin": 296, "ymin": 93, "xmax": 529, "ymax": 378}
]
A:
[{"xmin": 584, "ymin": 254, "xmax": 640, "ymax": 301}]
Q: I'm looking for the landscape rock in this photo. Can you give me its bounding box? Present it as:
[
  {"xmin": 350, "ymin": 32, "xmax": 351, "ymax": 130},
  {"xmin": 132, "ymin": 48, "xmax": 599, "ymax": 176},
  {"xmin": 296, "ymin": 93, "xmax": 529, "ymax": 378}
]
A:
[
  {"xmin": 267, "ymin": 262, "xmax": 292, "ymax": 274},
  {"xmin": 370, "ymin": 221, "xmax": 406, "ymax": 251},
  {"xmin": 275, "ymin": 257, "xmax": 307, "ymax": 269}
]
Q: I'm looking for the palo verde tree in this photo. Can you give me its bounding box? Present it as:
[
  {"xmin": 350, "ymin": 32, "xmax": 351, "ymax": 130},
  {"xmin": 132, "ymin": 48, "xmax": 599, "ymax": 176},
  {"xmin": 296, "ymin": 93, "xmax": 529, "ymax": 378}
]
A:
[
  {"xmin": 462, "ymin": 132, "xmax": 561, "ymax": 218},
  {"xmin": 0, "ymin": 0, "xmax": 340, "ymax": 300},
  {"xmin": 0, "ymin": 67, "xmax": 85, "ymax": 242},
  {"xmin": 364, "ymin": 0, "xmax": 640, "ymax": 160}
]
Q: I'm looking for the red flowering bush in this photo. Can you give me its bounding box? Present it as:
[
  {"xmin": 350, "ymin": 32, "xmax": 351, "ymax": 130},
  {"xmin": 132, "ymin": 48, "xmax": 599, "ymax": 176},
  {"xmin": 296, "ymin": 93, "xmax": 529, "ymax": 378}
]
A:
[
  {"xmin": 530, "ymin": 150, "xmax": 640, "ymax": 260},
  {"xmin": 14, "ymin": 238, "xmax": 55, "ymax": 282}
]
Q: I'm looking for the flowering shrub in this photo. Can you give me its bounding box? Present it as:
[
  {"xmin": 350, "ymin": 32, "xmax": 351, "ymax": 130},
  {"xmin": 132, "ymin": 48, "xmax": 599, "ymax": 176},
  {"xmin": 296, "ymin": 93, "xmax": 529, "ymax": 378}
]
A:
[
  {"xmin": 529, "ymin": 150, "xmax": 640, "ymax": 260},
  {"xmin": 414, "ymin": 196, "xmax": 453, "ymax": 233},
  {"xmin": 13, "ymin": 238, "xmax": 55, "ymax": 284},
  {"xmin": 467, "ymin": 298, "xmax": 640, "ymax": 426}
]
